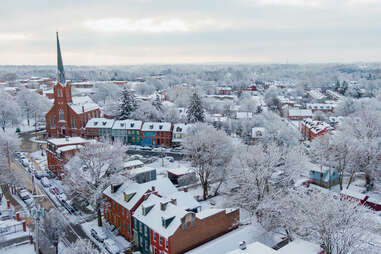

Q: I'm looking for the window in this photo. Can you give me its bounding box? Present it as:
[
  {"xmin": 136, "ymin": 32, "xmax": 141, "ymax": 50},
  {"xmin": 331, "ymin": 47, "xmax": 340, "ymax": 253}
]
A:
[
  {"xmin": 144, "ymin": 226, "xmax": 147, "ymax": 236},
  {"xmin": 59, "ymin": 109, "xmax": 64, "ymax": 121},
  {"xmin": 139, "ymin": 222, "xmax": 142, "ymax": 232},
  {"xmin": 50, "ymin": 116, "xmax": 56, "ymax": 128},
  {"xmin": 160, "ymin": 236, "xmax": 164, "ymax": 246},
  {"xmin": 154, "ymin": 247, "xmax": 157, "ymax": 254},
  {"xmin": 182, "ymin": 223, "xmax": 186, "ymax": 230},
  {"xmin": 165, "ymin": 239, "xmax": 168, "ymax": 249},
  {"xmin": 153, "ymin": 232, "xmax": 157, "ymax": 241}
]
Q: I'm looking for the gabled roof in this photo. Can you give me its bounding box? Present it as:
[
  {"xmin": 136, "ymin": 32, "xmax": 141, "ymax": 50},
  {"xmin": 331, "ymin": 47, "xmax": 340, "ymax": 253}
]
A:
[
  {"xmin": 86, "ymin": 118, "xmax": 114, "ymax": 129},
  {"xmin": 47, "ymin": 137, "xmax": 88, "ymax": 146},
  {"xmin": 141, "ymin": 122, "xmax": 172, "ymax": 132},
  {"xmin": 103, "ymin": 176, "xmax": 177, "ymax": 211},
  {"xmin": 112, "ymin": 119, "xmax": 143, "ymax": 130},
  {"xmin": 134, "ymin": 194, "xmax": 190, "ymax": 238},
  {"xmin": 69, "ymin": 96, "xmax": 100, "ymax": 114}
]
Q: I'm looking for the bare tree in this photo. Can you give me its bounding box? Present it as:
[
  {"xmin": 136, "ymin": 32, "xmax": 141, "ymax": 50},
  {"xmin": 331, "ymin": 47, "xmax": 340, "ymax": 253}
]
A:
[
  {"xmin": 64, "ymin": 141, "xmax": 128, "ymax": 226},
  {"xmin": 40, "ymin": 209, "xmax": 65, "ymax": 254},
  {"xmin": 183, "ymin": 123, "xmax": 233, "ymax": 200}
]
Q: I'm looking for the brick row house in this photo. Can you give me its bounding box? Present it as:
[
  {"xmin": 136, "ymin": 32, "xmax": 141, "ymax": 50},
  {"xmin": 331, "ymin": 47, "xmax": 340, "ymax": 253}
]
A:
[
  {"xmin": 45, "ymin": 32, "xmax": 100, "ymax": 138},
  {"xmin": 300, "ymin": 119, "xmax": 331, "ymax": 141},
  {"xmin": 141, "ymin": 122, "xmax": 173, "ymax": 147},
  {"xmin": 46, "ymin": 137, "xmax": 89, "ymax": 178},
  {"xmin": 103, "ymin": 177, "xmax": 239, "ymax": 254},
  {"xmin": 287, "ymin": 109, "xmax": 313, "ymax": 121},
  {"xmin": 111, "ymin": 120, "xmax": 143, "ymax": 145}
]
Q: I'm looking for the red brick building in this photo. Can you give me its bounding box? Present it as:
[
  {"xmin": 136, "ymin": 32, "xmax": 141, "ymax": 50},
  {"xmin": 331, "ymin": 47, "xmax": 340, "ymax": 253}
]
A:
[
  {"xmin": 46, "ymin": 137, "xmax": 89, "ymax": 178},
  {"xmin": 141, "ymin": 122, "xmax": 173, "ymax": 147},
  {"xmin": 300, "ymin": 119, "xmax": 330, "ymax": 141},
  {"xmin": 45, "ymin": 33, "xmax": 100, "ymax": 138},
  {"xmin": 288, "ymin": 109, "xmax": 313, "ymax": 121}
]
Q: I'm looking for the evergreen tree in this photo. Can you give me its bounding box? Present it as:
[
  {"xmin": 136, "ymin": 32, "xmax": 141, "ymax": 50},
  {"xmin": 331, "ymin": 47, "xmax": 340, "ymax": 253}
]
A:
[
  {"xmin": 152, "ymin": 94, "xmax": 163, "ymax": 112},
  {"xmin": 187, "ymin": 93, "xmax": 205, "ymax": 123},
  {"xmin": 117, "ymin": 87, "xmax": 137, "ymax": 120}
]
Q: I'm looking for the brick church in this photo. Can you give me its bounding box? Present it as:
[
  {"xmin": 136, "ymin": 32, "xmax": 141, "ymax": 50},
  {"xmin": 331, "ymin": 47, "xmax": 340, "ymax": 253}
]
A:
[{"xmin": 45, "ymin": 33, "xmax": 100, "ymax": 138}]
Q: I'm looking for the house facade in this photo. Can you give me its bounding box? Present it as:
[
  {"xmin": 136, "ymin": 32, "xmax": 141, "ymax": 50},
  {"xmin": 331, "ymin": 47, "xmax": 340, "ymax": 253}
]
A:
[
  {"xmin": 288, "ymin": 109, "xmax": 313, "ymax": 121},
  {"xmin": 171, "ymin": 124, "xmax": 190, "ymax": 147},
  {"xmin": 46, "ymin": 137, "xmax": 89, "ymax": 178},
  {"xmin": 141, "ymin": 122, "xmax": 173, "ymax": 147},
  {"xmin": 85, "ymin": 118, "xmax": 114, "ymax": 140},
  {"xmin": 111, "ymin": 120, "xmax": 143, "ymax": 145}
]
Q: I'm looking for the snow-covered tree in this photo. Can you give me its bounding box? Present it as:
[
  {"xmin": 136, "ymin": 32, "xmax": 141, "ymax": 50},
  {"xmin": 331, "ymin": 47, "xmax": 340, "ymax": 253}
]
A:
[
  {"xmin": 0, "ymin": 90, "xmax": 21, "ymax": 131},
  {"xmin": 16, "ymin": 89, "xmax": 51, "ymax": 126},
  {"xmin": 63, "ymin": 239, "xmax": 101, "ymax": 254},
  {"xmin": 40, "ymin": 209, "xmax": 65, "ymax": 254},
  {"xmin": 152, "ymin": 94, "xmax": 163, "ymax": 112},
  {"xmin": 117, "ymin": 87, "xmax": 137, "ymax": 120},
  {"xmin": 234, "ymin": 143, "xmax": 306, "ymax": 215},
  {"xmin": 63, "ymin": 141, "xmax": 129, "ymax": 226},
  {"xmin": 264, "ymin": 86, "xmax": 280, "ymax": 110},
  {"xmin": 187, "ymin": 92, "xmax": 205, "ymax": 123},
  {"xmin": 132, "ymin": 101, "xmax": 161, "ymax": 122},
  {"xmin": 183, "ymin": 123, "xmax": 233, "ymax": 200},
  {"xmin": 0, "ymin": 130, "xmax": 21, "ymax": 185}
]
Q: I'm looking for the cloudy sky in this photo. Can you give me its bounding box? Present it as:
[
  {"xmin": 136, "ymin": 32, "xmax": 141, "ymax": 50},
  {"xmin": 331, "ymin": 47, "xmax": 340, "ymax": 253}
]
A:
[{"xmin": 1, "ymin": 0, "xmax": 380, "ymax": 65}]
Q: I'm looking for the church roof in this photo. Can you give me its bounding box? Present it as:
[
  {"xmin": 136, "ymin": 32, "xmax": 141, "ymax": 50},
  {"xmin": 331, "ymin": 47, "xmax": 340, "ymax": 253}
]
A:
[{"xmin": 69, "ymin": 96, "xmax": 100, "ymax": 114}]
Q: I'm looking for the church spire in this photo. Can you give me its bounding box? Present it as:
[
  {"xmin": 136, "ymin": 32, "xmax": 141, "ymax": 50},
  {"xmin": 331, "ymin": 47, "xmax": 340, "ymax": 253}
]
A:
[{"xmin": 56, "ymin": 32, "xmax": 66, "ymax": 84}]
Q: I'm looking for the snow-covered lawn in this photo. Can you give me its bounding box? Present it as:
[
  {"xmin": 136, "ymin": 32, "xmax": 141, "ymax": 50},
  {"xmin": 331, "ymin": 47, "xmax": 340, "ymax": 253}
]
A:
[{"xmin": 145, "ymin": 158, "xmax": 192, "ymax": 175}]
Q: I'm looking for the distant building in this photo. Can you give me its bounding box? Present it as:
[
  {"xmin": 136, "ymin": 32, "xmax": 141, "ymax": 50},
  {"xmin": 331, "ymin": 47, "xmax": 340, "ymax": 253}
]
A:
[
  {"xmin": 85, "ymin": 118, "xmax": 114, "ymax": 140},
  {"xmin": 300, "ymin": 119, "xmax": 330, "ymax": 141},
  {"xmin": 309, "ymin": 167, "xmax": 339, "ymax": 188},
  {"xmin": 172, "ymin": 124, "xmax": 190, "ymax": 147},
  {"xmin": 216, "ymin": 87, "xmax": 232, "ymax": 95},
  {"xmin": 111, "ymin": 119, "xmax": 143, "ymax": 145},
  {"xmin": 306, "ymin": 103, "xmax": 335, "ymax": 113},
  {"xmin": 288, "ymin": 109, "xmax": 313, "ymax": 121},
  {"xmin": 308, "ymin": 89, "xmax": 326, "ymax": 102}
]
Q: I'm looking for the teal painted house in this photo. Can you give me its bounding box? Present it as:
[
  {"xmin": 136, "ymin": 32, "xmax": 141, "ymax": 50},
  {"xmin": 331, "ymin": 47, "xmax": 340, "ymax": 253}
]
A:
[
  {"xmin": 309, "ymin": 167, "xmax": 339, "ymax": 188},
  {"xmin": 112, "ymin": 120, "xmax": 143, "ymax": 145},
  {"xmin": 133, "ymin": 216, "xmax": 152, "ymax": 254}
]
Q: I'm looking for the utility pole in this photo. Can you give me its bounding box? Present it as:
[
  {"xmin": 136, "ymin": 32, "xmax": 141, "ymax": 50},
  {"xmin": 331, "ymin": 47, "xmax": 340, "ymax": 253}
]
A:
[{"xmin": 32, "ymin": 203, "xmax": 45, "ymax": 254}]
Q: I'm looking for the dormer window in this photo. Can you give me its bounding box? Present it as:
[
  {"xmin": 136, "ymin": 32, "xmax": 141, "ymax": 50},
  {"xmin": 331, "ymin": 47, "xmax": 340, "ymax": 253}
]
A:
[
  {"xmin": 94, "ymin": 122, "xmax": 98, "ymax": 126},
  {"xmin": 124, "ymin": 192, "xmax": 136, "ymax": 202},
  {"xmin": 103, "ymin": 121, "xmax": 107, "ymax": 126},
  {"xmin": 176, "ymin": 127, "xmax": 182, "ymax": 132},
  {"xmin": 120, "ymin": 123, "xmax": 124, "ymax": 127},
  {"xmin": 159, "ymin": 125, "xmax": 163, "ymax": 130},
  {"xmin": 131, "ymin": 123, "xmax": 135, "ymax": 128},
  {"xmin": 150, "ymin": 125, "xmax": 154, "ymax": 129}
]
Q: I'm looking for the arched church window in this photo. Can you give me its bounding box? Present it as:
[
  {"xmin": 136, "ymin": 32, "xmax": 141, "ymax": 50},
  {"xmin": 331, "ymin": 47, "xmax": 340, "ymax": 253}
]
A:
[{"xmin": 59, "ymin": 109, "xmax": 64, "ymax": 121}]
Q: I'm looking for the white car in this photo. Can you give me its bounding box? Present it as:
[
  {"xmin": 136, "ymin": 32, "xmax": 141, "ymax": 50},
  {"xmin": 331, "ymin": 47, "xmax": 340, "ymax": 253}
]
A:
[
  {"xmin": 90, "ymin": 227, "xmax": 108, "ymax": 242},
  {"xmin": 104, "ymin": 239, "xmax": 120, "ymax": 254},
  {"xmin": 41, "ymin": 177, "xmax": 51, "ymax": 187}
]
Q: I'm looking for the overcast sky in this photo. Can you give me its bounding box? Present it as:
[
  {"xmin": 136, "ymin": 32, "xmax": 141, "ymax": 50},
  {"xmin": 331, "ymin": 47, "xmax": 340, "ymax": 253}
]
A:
[{"xmin": 1, "ymin": 0, "xmax": 380, "ymax": 65}]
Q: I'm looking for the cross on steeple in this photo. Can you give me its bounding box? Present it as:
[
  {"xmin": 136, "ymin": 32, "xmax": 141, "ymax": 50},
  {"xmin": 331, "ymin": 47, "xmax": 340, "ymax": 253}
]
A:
[{"xmin": 56, "ymin": 32, "xmax": 66, "ymax": 85}]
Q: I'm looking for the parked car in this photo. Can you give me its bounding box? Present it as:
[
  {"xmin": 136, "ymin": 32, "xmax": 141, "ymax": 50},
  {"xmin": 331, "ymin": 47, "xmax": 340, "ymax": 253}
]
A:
[
  {"xmin": 91, "ymin": 228, "xmax": 108, "ymax": 243},
  {"xmin": 21, "ymin": 159, "xmax": 30, "ymax": 168},
  {"xmin": 41, "ymin": 177, "xmax": 51, "ymax": 187},
  {"xmin": 104, "ymin": 239, "xmax": 120, "ymax": 254},
  {"xmin": 165, "ymin": 156, "xmax": 174, "ymax": 162},
  {"xmin": 141, "ymin": 146, "xmax": 152, "ymax": 151},
  {"xmin": 49, "ymin": 187, "xmax": 60, "ymax": 195},
  {"xmin": 18, "ymin": 189, "xmax": 31, "ymax": 201},
  {"xmin": 46, "ymin": 171, "xmax": 56, "ymax": 179},
  {"xmin": 35, "ymin": 172, "xmax": 48, "ymax": 180}
]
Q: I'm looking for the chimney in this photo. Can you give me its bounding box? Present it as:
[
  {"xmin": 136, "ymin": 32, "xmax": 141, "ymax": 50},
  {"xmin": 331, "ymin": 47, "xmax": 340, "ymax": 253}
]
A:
[
  {"xmin": 152, "ymin": 186, "xmax": 155, "ymax": 191},
  {"xmin": 183, "ymin": 188, "xmax": 188, "ymax": 192},
  {"xmin": 160, "ymin": 202, "xmax": 167, "ymax": 211},
  {"xmin": 239, "ymin": 241, "xmax": 247, "ymax": 250},
  {"xmin": 65, "ymin": 136, "xmax": 69, "ymax": 141},
  {"xmin": 82, "ymin": 106, "xmax": 85, "ymax": 113},
  {"xmin": 170, "ymin": 198, "xmax": 177, "ymax": 206}
]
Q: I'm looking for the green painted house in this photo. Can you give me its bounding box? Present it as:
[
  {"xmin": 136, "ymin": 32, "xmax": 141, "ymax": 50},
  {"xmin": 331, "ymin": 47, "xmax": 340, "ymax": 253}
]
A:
[
  {"xmin": 111, "ymin": 120, "xmax": 143, "ymax": 145},
  {"xmin": 133, "ymin": 216, "xmax": 151, "ymax": 254}
]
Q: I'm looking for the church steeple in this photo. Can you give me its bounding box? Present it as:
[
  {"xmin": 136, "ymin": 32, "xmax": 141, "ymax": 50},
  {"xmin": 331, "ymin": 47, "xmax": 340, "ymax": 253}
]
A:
[{"xmin": 56, "ymin": 32, "xmax": 66, "ymax": 85}]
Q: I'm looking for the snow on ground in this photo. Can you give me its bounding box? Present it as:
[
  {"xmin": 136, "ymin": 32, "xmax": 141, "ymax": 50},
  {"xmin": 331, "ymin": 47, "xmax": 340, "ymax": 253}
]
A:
[
  {"xmin": 186, "ymin": 223, "xmax": 283, "ymax": 254},
  {"xmin": 0, "ymin": 242, "xmax": 35, "ymax": 254},
  {"xmin": 81, "ymin": 218, "xmax": 131, "ymax": 253}
]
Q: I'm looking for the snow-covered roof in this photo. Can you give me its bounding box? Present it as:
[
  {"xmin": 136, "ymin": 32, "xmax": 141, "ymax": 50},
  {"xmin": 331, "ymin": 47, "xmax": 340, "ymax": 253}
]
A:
[
  {"xmin": 173, "ymin": 123, "xmax": 190, "ymax": 134},
  {"xmin": 69, "ymin": 96, "xmax": 100, "ymax": 114},
  {"xmin": 236, "ymin": 112, "xmax": 253, "ymax": 119},
  {"xmin": 308, "ymin": 89, "xmax": 326, "ymax": 100},
  {"xmin": 103, "ymin": 176, "xmax": 177, "ymax": 210},
  {"xmin": 86, "ymin": 118, "xmax": 115, "ymax": 129},
  {"xmin": 141, "ymin": 122, "xmax": 172, "ymax": 132},
  {"xmin": 278, "ymin": 239, "xmax": 321, "ymax": 254},
  {"xmin": 288, "ymin": 109, "xmax": 313, "ymax": 117},
  {"xmin": 134, "ymin": 194, "xmax": 189, "ymax": 238},
  {"xmin": 302, "ymin": 119, "xmax": 330, "ymax": 134},
  {"xmin": 226, "ymin": 242, "xmax": 277, "ymax": 254},
  {"xmin": 56, "ymin": 144, "xmax": 83, "ymax": 153},
  {"xmin": 196, "ymin": 208, "xmax": 224, "ymax": 220},
  {"xmin": 48, "ymin": 137, "xmax": 88, "ymax": 146},
  {"xmin": 341, "ymin": 186, "xmax": 381, "ymax": 205},
  {"xmin": 306, "ymin": 103, "xmax": 334, "ymax": 110},
  {"xmin": 130, "ymin": 166, "xmax": 156, "ymax": 176},
  {"xmin": 167, "ymin": 167, "xmax": 193, "ymax": 176},
  {"xmin": 112, "ymin": 119, "xmax": 143, "ymax": 130},
  {"xmin": 251, "ymin": 127, "xmax": 266, "ymax": 138},
  {"xmin": 124, "ymin": 160, "xmax": 144, "ymax": 169},
  {"xmin": 217, "ymin": 87, "xmax": 232, "ymax": 91}
]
